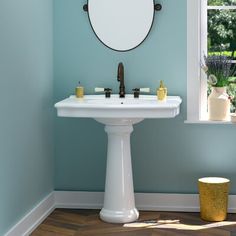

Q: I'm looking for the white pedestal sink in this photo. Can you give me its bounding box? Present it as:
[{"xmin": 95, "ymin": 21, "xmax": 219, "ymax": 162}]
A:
[{"xmin": 55, "ymin": 94, "xmax": 182, "ymax": 223}]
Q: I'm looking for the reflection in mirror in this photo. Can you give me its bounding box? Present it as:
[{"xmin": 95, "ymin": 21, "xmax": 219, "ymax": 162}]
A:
[{"xmin": 86, "ymin": 0, "xmax": 155, "ymax": 51}]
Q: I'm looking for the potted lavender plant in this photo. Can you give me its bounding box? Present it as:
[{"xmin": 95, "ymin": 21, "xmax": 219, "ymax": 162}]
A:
[{"xmin": 202, "ymin": 54, "xmax": 236, "ymax": 121}]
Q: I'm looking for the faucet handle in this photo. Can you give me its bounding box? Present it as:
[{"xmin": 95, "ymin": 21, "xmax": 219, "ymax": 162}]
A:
[
  {"xmin": 95, "ymin": 87, "xmax": 105, "ymax": 92},
  {"xmin": 132, "ymin": 88, "xmax": 150, "ymax": 98},
  {"xmin": 140, "ymin": 88, "xmax": 150, "ymax": 93},
  {"xmin": 95, "ymin": 87, "xmax": 112, "ymax": 98}
]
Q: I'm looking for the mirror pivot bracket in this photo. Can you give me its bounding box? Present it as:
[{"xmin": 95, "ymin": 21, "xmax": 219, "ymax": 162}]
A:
[
  {"xmin": 83, "ymin": 4, "xmax": 88, "ymax": 12},
  {"xmin": 154, "ymin": 4, "xmax": 162, "ymax": 11}
]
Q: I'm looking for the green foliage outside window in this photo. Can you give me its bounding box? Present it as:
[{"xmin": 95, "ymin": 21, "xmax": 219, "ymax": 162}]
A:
[{"xmin": 208, "ymin": 0, "xmax": 236, "ymax": 6}]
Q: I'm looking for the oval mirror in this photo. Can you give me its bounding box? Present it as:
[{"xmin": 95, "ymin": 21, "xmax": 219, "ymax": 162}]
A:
[{"xmin": 87, "ymin": 0, "xmax": 155, "ymax": 52}]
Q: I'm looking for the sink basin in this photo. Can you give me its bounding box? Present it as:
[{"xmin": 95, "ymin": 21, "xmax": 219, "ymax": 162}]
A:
[
  {"xmin": 55, "ymin": 94, "xmax": 182, "ymax": 119},
  {"xmin": 55, "ymin": 94, "xmax": 182, "ymax": 223}
]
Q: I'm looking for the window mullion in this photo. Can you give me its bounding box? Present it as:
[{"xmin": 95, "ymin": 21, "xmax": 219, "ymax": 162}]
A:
[{"xmin": 207, "ymin": 6, "xmax": 236, "ymax": 10}]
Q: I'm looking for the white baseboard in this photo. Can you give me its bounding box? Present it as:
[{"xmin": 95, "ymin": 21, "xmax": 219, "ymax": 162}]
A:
[
  {"xmin": 54, "ymin": 191, "xmax": 236, "ymax": 213},
  {"xmin": 5, "ymin": 192, "xmax": 55, "ymax": 236},
  {"xmin": 5, "ymin": 191, "xmax": 236, "ymax": 236},
  {"xmin": 54, "ymin": 191, "xmax": 104, "ymax": 209}
]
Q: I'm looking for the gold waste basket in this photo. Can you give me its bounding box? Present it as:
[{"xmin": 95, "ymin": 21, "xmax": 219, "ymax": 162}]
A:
[{"xmin": 198, "ymin": 177, "xmax": 230, "ymax": 221}]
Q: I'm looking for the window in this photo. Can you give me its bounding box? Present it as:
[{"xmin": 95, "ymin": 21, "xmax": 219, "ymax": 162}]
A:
[{"xmin": 187, "ymin": 0, "xmax": 236, "ymax": 123}]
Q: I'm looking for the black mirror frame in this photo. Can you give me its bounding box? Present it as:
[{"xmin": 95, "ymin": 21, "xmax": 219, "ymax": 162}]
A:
[{"xmin": 83, "ymin": 1, "xmax": 162, "ymax": 52}]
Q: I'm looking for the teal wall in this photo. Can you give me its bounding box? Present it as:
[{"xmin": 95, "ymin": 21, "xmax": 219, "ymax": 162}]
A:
[
  {"xmin": 0, "ymin": 0, "xmax": 54, "ymax": 235},
  {"xmin": 3, "ymin": 0, "xmax": 236, "ymax": 234},
  {"xmin": 54, "ymin": 0, "xmax": 236, "ymax": 194}
]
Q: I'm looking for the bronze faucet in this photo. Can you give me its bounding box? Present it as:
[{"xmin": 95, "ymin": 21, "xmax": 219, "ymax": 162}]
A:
[{"xmin": 117, "ymin": 62, "xmax": 125, "ymax": 98}]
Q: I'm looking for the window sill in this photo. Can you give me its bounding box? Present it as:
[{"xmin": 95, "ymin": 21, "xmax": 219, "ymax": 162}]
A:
[{"xmin": 185, "ymin": 119, "xmax": 236, "ymax": 124}]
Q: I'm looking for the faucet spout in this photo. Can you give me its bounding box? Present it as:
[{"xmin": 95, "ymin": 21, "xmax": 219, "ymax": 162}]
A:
[{"xmin": 117, "ymin": 62, "xmax": 125, "ymax": 98}]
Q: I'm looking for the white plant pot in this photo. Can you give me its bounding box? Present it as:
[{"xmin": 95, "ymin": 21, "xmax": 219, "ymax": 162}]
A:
[{"xmin": 208, "ymin": 87, "xmax": 230, "ymax": 121}]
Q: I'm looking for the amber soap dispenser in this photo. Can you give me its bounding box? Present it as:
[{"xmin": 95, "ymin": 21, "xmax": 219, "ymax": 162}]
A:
[
  {"xmin": 157, "ymin": 80, "xmax": 167, "ymax": 101},
  {"xmin": 75, "ymin": 81, "xmax": 84, "ymax": 98}
]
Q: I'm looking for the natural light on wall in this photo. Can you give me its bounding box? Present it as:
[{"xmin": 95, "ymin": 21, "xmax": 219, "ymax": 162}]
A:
[{"xmin": 187, "ymin": 0, "xmax": 236, "ymax": 123}]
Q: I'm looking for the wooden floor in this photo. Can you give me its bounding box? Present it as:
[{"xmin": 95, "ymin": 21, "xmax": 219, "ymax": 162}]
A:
[{"xmin": 31, "ymin": 209, "xmax": 236, "ymax": 236}]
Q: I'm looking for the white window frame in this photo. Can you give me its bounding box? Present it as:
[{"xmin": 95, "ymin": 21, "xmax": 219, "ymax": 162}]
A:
[
  {"xmin": 187, "ymin": 0, "xmax": 207, "ymax": 123},
  {"xmin": 186, "ymin": 0, "xmax": 236, "ymax": 124}
]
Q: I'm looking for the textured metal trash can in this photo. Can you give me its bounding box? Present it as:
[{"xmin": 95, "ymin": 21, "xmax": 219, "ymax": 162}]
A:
[{"xmin": 198, "ymin": 177, "xmax": 230, "ymax": 222}]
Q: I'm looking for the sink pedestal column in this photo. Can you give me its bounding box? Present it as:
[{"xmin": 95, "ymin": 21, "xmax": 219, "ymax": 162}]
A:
[{"xmin": 99, "ymin": 124, "xmax": 139, "ymax": 223}]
